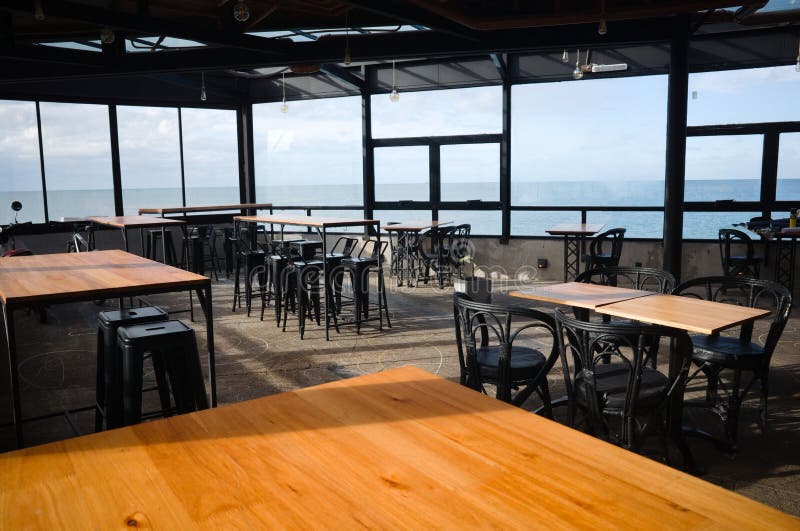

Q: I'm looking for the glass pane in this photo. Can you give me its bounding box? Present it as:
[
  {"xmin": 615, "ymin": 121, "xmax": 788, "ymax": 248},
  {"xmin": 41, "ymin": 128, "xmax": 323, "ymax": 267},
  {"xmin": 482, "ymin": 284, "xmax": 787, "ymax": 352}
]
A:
[
  {"xmin": 253, "ymin": 97, "xmax": 363, "ymax": 206},
  {"xmin": 371, "ymin": 86, "xmax": 501, "ymax": 138},
  {"xmin": 39, "ymin": 102, "xmax": 114, "ymax": 219},
  {"xmin": 375, "ymin": 146, "xmax": 429, "ymax": 201},
  {"xmin": 511, "ymin": 76, "xmax": 667, "ymax": 207},
  {"xmin": 777, "ymin": 132, "xmax": 800, "ymax": 201},
  {"xmin": 439, "ymin": 210, "xmax": 500, "ymax": 236},
  {"xmin": 587, "ymin": 211, "xmax": 664, "ymax": 239},
  {"xmin": 374, "ymin": 209, "xmax": 433, "ymax": 226},
  {"xmin": 688, "ymin": 66, "xmax": 800, "ymax": 126},
  {"xmin": 511, "ymin": 211, "xmax": 581, "ymax": 236},
  {"xmin": 441, "ymin": 143, "xmax": 499, "ymax": 202},
  {"xmin": 685, "ymin": 135, "xmax": 762, "ymax": 201},
  {"xmin": 181, "ymin": 108, "xmax": 239, "ymax": 207},
  {"xmin": 117, "ymin": 106, "xmax": 182, "ymax": 215},
  {"xmin": 683, "ymin": 212, "xmax": 762, "ymax": 240},
  {"xmin": 0, "ymin": 100, "xmax": 45, "ymax": 224}
]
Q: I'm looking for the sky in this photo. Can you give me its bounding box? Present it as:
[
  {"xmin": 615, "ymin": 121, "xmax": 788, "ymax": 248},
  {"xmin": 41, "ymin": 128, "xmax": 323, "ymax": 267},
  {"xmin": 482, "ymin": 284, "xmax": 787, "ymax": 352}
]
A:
[{"xmin": 1, "ymin": 64, "xmax": 799, "ymax": 201}]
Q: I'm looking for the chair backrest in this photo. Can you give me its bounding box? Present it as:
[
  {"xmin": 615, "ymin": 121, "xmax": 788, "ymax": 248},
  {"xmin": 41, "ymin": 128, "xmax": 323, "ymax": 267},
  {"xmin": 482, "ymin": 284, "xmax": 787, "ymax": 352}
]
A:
[
  {"xmin": 453, "ymin": 292, "xmax": 559, "ymax": 395},
  {"xmin": 576, "ymin": 266, "xmax": 676, "ymax": 294},
  {"xmin": 718, "ymin": 228, "xmax": 755, "ymax": 275},
  {"xmin": 672, "ymin": 276, "xmax": 792, "ymax": 364},
  {"xmin": 589, "ymin": 228, "xmax": 626, "ymax": 264},
  {"xmin": 357, "ymin": 238, "xmax": 389, "ymax": 260},
  {"xmin": 330, "ymin": 237, "xmax": 358, "ymax": 257},
  {"xmin": 447, "ymin": 224, "xmax": 472, "ymax": 264},
  {"xmin": 554, "ymin": 308, "xmax": 693, "ymax": 444}
]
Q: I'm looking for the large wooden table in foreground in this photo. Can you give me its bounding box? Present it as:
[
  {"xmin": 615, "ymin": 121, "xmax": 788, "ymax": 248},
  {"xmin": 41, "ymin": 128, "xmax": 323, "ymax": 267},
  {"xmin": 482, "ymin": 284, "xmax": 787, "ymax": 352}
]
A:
[
  {"xmin": 0, "ymin": 250, "xmax": 216, "ymax": 448},
  {"xmin": 0, "ymin": 366, "xmax": 795, "ymax": 528}
]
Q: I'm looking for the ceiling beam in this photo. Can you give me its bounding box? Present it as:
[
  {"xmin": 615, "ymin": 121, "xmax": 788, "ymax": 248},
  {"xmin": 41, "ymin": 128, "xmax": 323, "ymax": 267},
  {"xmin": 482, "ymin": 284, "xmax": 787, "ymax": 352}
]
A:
[
  {"xmin": 489, "ymin": 53, "xmax": 507, "ymax": 80},
  {"xmin": 319, "ymin": 64, "xmax": 365, "ymax": 89},
  {"xmin": 341, "ymin": 1, "xmax": 480, "ymax": 41}
]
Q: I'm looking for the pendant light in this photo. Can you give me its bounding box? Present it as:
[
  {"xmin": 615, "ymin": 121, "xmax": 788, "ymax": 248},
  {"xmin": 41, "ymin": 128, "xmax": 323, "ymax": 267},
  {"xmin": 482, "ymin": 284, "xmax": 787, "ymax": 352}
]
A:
[
  {"xmin": 390, "ymin": 61, "xmax": 399, "ymax": 102},
  {"xmin": 200, "ymin": 72, "xmax": 207, "ymax": 102},
  {"xmin": 280, "ymin": 72, "xmax": 289, "ymax": 113},
  {"xmin": 572, "ymin": 50, "xmax": 583, "ymax": 80}
]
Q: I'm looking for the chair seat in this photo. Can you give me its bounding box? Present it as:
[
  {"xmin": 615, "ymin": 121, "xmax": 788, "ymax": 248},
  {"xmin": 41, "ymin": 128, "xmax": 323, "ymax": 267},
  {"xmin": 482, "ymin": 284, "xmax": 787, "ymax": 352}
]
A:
[
  {"xmin": 575, "ymin": 363, "xmax": 669, "ymax": 410},
  {"xmin": 476, "ymin": 345, "xmax": 546, "ymax": 381},
  {"xmin": 690, "ymin": 335, "xmax": 766, "ymax": 370}
]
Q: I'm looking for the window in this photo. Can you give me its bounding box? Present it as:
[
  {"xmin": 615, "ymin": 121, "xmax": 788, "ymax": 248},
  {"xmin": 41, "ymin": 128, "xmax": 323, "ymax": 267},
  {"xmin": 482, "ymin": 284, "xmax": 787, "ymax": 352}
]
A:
[
  {"xmin": 439, "ymin": 210, "xmax": 501, "ymax": 236},
  {"xmin": 440, "ymin": 143, "xmax": 499, "ymax": 202},
  {"xmin": 117, "ymin": 106, "xmax": 182, "ymax": 215},
  {"xmin": 683, "ymin": 212, "xmax": 762, "ymax": 240},
  {"xmin": 39, "ymin": 102, "xmax": 114, "ymax": 220},
  {"xmin": 511, "ymin": 76, "xmax": 667, "ymax": 211},
  {"xmin": 374, "ymin": 146, "xmax": 429, "ymax": 202},
  {"xmin": 777, "ymin": 132, "xmax": 800, "ymax": 201},
  {"xmin": 688, "ymin": 66, "xmax": 800, "ymax": 126},
  {"xmin": 587, "ymin": 211, "xmax": 663, "ymax": 239},
  {"xmin": 253, "ymin": 97, "xmax": 362, "ymax": 206},
  {"xmin": 371, "ymin": 86, "xmax": 501, "ymax": 138},
  {"xmin": 0, "ymin": 100, "xmax": 45, "ymax": 224},
  {"xmin": 685, "ymin": 135, "xmax": 762, "ymax": 202},
  {"xmin": 181, "ymin": 108, "xmax": 239, "ymax": 206},
  {"xmin": 511, "ymin": 211, "xmax": 580, "ymax": 237},
  {"xmin": 374, "ymin": 209, "xmax": 432, "ymax": 226}
]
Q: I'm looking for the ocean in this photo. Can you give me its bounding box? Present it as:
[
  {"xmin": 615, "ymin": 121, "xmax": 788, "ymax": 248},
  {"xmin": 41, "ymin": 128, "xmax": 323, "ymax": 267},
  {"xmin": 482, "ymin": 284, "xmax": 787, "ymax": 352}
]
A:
[{"xmin": 2, "ymin": 179, "xmax": 798, "ymax": 239}]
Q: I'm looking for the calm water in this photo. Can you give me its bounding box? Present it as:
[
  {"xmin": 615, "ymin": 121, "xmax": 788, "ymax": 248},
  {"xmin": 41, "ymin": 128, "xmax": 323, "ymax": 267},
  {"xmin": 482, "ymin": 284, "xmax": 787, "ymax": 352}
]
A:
[{"xmin": 3, "ymin": 179, "xmax": 798, "ymax": 239}]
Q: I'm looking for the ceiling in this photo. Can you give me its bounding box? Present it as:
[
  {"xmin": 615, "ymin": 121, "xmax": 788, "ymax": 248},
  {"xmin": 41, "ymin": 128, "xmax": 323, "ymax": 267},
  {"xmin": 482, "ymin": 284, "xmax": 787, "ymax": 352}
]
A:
[{"xmin": 0, "ymin": 0, "xmax": 799, "ymax": 106}]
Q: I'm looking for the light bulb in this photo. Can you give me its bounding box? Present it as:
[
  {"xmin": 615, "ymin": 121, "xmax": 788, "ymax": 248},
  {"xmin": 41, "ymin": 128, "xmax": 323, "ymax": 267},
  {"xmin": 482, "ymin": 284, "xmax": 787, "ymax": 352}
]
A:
[
  {"xmin": 390, "ymin": 89, "xmax": 399, "ymax": 102},
  {"xmin": 34, "ymin": 0, "xmax": 45, "ymax": 21},
  {"xmin": 572, "ymin": 66, "xmax": 583, "ymax": 80},
  {"xmin": 561, "ymin": 49, "xmax": 569, "ymax": 63},
  {"xmin": 796, "ymin": 58, "xmax": 800, "ymax": 72},
  {"xmin": 200, "ymin": 86, "xmax": 207, "ymax": 102},
  {"xmin": 280, "ymin": 101, "xmax": 289, "ymax": 113},
  {"xmin": 598, "ymin": 19, "xmax": 607, "ymax": 35},
  {"xmin": 200, "ymin": 72, "xmax": 207, "ymax": 101},
  {"xmin": 344, "ymin": 48, "xmax": 351, "ymax": 65},
  {"xmin": 100, "ymin": 28, "xmax": 115, "ymax": 44},
  {"xmin": 232, "ymin": 1, "xmax": 250, "ymax": 22}
]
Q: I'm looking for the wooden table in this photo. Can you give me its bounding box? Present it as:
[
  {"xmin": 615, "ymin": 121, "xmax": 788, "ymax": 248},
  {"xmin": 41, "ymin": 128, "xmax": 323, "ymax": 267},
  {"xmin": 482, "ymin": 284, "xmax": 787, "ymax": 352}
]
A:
[
  {"xmin": 138, "ymin": 203, "xmax": 272, "ymax": 216},
  {"xmin": 546, "ymin": 223, "xmax": 604, "ymax": 281},
  {"xmin": 382, "ymin": 220, "xmax": 453, "ymax": 287},
  {"xmin": 509, "ymin": 281, "xmax": 656, "ymax": 315},
  {"xmin": 0, "ymin": 366, "xmax": 795, "ymax": 529},
  {"xmin": 234, "ymin": 215, "xmax": 382, "ymax": 340},
  {"xmin": 0, "ymin": 250, "xmax": 216, "ymax": 448},
  {"xmin": 89, "ymin": 215, "xmax": 188, "ymax": 260}
]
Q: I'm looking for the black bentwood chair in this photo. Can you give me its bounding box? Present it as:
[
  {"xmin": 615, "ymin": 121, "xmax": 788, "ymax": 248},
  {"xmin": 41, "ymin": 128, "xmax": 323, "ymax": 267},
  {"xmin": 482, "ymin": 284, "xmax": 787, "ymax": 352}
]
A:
[
  {"xmin": 554, "ymin": 309, "xmax": 693, "ymax": 457},
  {"xmin": 453, "ymin": 293, "xmax": 559, "ymax": 413},
  {"xmin": 582, "ymin": 228, "xmax": 626, "ymax": 270},
  {"xmin": 718, "ymin": 228, "xmax": 762, "ymax": 278},
  {"xmin": 672, "ymin": 276, "xmax": 792, "ymax": 451}
]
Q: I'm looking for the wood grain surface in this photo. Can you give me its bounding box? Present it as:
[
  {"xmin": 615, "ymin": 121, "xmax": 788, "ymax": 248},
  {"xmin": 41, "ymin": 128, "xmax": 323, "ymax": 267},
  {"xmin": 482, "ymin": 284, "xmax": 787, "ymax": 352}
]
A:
[
  {"xmin": 546, "ymin": 223, "xmax": 605, "ymax": 236},
  {"xmin": 0, "ymin": 250, "xmax": 208, "ymax": 304},
  {"xmin": 381, "ymin": 220, "xmax": 454, "ymax": 231},
  {"xmin": 509, "ymin": 282, "xmax": 657, "ymax": 310},
  {"xmin": 596, "ymin": 294, "xmax": 771, "ymax": 335},
  {"xmin": 0, "ymin": 367, "xmax": 795, "ymax": 529},
  {"xmin": 89, "ymin": 216, "xmax": 187, "ymax": 228},
  {"xmin": 138, "ymin": 203, "xmax": 273, "ymax": 215}
]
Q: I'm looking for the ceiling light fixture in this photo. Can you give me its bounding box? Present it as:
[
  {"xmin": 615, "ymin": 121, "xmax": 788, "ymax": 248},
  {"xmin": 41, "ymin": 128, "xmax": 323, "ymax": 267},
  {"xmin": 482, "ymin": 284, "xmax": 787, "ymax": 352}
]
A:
[
  {"xmin": 34, "ymin": 0, "xmax": 45, "ymax": 21},
  {"xmin": 561, "ymin": 49, "xmax": 569, "ymax": 63},
  {"xmin": 100, "ymin": 27, "xmax": 115, "ymax": 45},
  {"xmin": 572, "ymin": 49, "xmax": 584, "ymax": 80},
  {"xmin": 390, "ymin": 61, "xmax": 400, "ymax": 102},
  {"xmin": 280, "ymin": 72, "xmax": 289, "ymax": 113},
  {"xmin": 233, "ymin": 0, "xmax": 251, "ymax": 23},
  {"xmin": 200, "ymin": 72, "xmax": 207, "ymax": 102},
  {"xmin": 344, "ymin": 13, "xmax": 351, "ymax": 65},
  {"xmin": 598, "ymin": 0, "xmax": 608, "ymax": 35}
]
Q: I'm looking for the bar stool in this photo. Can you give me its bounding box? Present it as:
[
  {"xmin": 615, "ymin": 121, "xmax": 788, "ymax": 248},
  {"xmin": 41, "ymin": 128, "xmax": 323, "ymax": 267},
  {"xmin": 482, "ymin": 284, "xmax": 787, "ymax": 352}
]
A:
[
  {"xmin": 340, "ymin": 239, "xmax": 391, "ymax": 334},
  {"xmin": 145, "ymin": 229, "xmax": 178, "ymax": 265},
  {"xmin": 96, "ymin": 306, "xmax": 169, "ymax": 430},
  {"xmin": 186, "ymin": 225, "xmax": 222, "ymax": 280},
  {"xmin": 232, "ymin": 248, "xmax": 266, "ymax": 316},
  {"xmin": 116, "ymin": 320, "xmax": 208, "ymax": 427},
  {"xmin": 281, "ymin": 258, "xmax": 326, "ymax": 339}
]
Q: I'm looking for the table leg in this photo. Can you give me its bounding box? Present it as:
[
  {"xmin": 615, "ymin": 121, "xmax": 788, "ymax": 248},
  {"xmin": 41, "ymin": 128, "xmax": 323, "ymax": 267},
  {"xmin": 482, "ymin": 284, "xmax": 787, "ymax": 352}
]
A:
[
  {"xmin": 667, "ymin": 335, "xmax": 698, "ymax": 474},
  {"xmin": 195, "ymin": 286, "xmax": 216, "ymax": 407},
  {"xmin": 139, "ymin": 229, "xmax": 145, "ymax": 257},
  {"xmin": 161, "ymin": 225, "xmax": 167, "ymax": 265},
  {"xmin": 377, "ymin": 223, "xmax": 383, "ymax": 331},
  {"xmin": 322, "ymin": 227, "xmax": 330, "ymax": 341},
  {"xmin": 122, "ymin": 227, "xmax": 129, "ymax": 252},
  {"xmin": 563, "ymin": 235, "xmax": 581, "ymax": 281},
  {"xmin": 2, "ymin": 304, "xmax": 23, "ymax": 448}
]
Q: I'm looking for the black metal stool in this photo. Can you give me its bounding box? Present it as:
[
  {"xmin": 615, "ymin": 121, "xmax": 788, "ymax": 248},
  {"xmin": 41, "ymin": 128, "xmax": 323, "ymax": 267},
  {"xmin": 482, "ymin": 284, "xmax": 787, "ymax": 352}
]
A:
[
  {"xmin": 116, "ymin": 320, "xmax": 208, "ymax": 427},
  {"xmin": 96, "ymin": 306, "xmax": 169, "ymax": 430},
  {"xmin": 145, "ymin": 229, "xmax": 178, "ymax": 265},
  {"xmin": 340, "ymin": 239, "xmax": 391, "ymax": 334},
  {"xmin": 232, "ymin": 249, "xmax": 266, "ymax": 316}
]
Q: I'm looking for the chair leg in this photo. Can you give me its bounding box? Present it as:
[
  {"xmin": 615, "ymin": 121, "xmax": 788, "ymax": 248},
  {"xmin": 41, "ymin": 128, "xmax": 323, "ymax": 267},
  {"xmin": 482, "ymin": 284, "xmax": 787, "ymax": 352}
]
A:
[
  {"xmin": 150, "ymin": 350, "xmax": 173, "ymax": 417},
  {"xmin": 726, "ymin": 369, "xmax": 743, "ymax": 452},
  {"xmin": 94, "ymin": 330, "xmax": 105, "ymax": 432},
  {"xmin": 758, "ymin": 369, "xmax": 769, "ymax": 433},
  {"xmin": 232, "ymin": 254, "xmax": 241, "ymax": 312}
]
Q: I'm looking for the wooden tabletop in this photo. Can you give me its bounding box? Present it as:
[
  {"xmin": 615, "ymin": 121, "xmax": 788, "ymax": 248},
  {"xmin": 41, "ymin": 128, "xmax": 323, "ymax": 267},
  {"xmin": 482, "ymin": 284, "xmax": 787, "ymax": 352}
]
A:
[
  {"xmin": 89, "ymin": 216, "xmax": 187, "ymax": 229},
  {"xmin": 509, "ymin": 282, "xmax": 657, "ymax": 310},
  {"xmin": 235, "ymin": 214, "xmax": 379, "ymax": 228},
  {"xmin": 382, "ymin": 220, "xmax": 453, "ymax": 231},
  {"xmin": 546, "ymin": 223, "xmax": 604, "ymax": 236},
  {"xmin": 596, "ymin": 294, "xmax": 772, "ymax": 335},
  {"xmin": 0, "ymin": 250, "xmax": 208, "ymax": 305},
  {"xmin": 138, "ymin": 203, "xmax": 273, "ymax": 215},
  {"xmin": 1, "ymin": 366, "xmax": 795, "ymax": 529}
]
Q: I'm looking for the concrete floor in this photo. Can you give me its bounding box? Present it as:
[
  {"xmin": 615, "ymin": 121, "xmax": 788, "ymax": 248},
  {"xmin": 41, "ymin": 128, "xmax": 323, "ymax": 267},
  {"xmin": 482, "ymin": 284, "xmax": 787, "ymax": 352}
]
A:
[{"xmin": 1, "ymin": 274, "xmax": 798, "ymax": 517}]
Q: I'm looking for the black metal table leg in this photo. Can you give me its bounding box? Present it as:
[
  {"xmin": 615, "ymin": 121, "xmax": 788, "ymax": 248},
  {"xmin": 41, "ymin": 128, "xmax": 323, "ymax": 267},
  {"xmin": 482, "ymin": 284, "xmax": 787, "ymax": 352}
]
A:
[
  {"xmin": 195, "ymin": 285, "xmax": 217, "ymax": 407},
  {"xmin": 2, "ymin": 304, "xmax": 23, "ymax": 448}
]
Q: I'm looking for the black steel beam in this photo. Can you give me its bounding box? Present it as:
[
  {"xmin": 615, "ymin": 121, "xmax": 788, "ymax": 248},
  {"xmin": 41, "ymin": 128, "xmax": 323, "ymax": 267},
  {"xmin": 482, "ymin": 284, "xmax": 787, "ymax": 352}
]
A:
[
  {"xmin": 34, "ymin": 101, "xmax": 49, "ymax": 224},
  {"xmin": 429, "ymin": 143, "xmax": 440, "ymax": 221},
  {"xmin": 319, "ymin": 64, "xmax": 365, "ymax": 90},
  {"xmin": 500, "ymin": 78, "xmax": 511, "ymax": 244},
  {"xmin": 361, "ymin": 79, "xmax": 375, "ymax": 222},
  {"xmin": 688, "ymin": 121, "xmax": 800, "ymax": 135},
  {"xmin": 490, "ymin": 53, "xmax": 508, "ymax": 81},
  {"xmin": 760, "ymin": 131, "xmax": 779, "ymax": 218},
  {"xmin": 108, "ymin": 104, "xmax": 124, "ymax": 216},
  {"xmin": 373, "ymin": 134, "xmax": 502, "ymax": 147},
  {"xmin": 237, "ymin": 103, "xmax": 256, "ymax": 203},
  {"xmin": 662, "ymin": 18, "xmax": 691, "ymax": 281},
  {"xmin": 178, "ymin": 107, "xmax": 186, "ymax": 207},
  {"xmin": 341, "ymin": 1, "xmax": 480, "ymax": 41}
]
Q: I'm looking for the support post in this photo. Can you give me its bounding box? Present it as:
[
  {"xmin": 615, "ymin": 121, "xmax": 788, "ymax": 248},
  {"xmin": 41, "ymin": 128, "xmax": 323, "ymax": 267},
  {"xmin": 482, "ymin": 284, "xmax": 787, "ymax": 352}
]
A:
[
  {"xmin": 361, "ymin": 77, "xmax": 375, "ymax": 223},
  {"xmin": 430, "ymin": 143, "xmax": 440, "ymax": 222},
  {"xmin": 500, "ymin": 77, "xmax": 511, "ymax": 244},
  {"xmin": 178, "ymin": 107, "xmax": 186, "ymax": 206},
  {"xmin": 662, "ymin": 18, "xmax": 690, "ymax": 281},
  {"xmin": 108, "ymin": 104, "xmax": 124, "ymax": 216},
  {"xmin": 237, "ymin": 102, "xmax": 255, "ymax": 203},
  {"xmin": 760, "ymin": 131, "xmax": 779, "ymax": 218}
]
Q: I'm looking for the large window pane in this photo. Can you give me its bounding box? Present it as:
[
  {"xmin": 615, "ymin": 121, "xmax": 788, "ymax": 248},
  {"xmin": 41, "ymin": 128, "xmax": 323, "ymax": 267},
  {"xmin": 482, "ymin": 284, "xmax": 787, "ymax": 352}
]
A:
[
  {"xmin": 688, "ymin": 66, "xmax": 800, "ymax": 126},
  {"xmin": 441, "ymin": 143, "xmax": 499, "ymax": 202},
  {"xmin": 683, "ymin": 212, "xmax": 762, "ymax": 240},
  {"xmin": 587, "ymin": 211, "xmax": 664, "ymax": 239},
  {"xmin": 685, "ymin": 135, "xmax": 762, "ymax": 201},
  {"xmin": 375, "ymin": 146, "xmax": 429, "ymax": 202},
  {"xmin": 182, "ymin": 108, "xmax": 239, "ymax": 206},
  {"xmin": 440, "ymin": 210, "xmax": 500, "ymax": 236},
  {"xmin": 253, "ymin": 97, "xmax": 362, "ymax": 206},
  {"xmin": 511, "ymin": 211, "xmax": 580, "ymax": 237},
  {"xmin": 117, "ymin": 106, "xmax": 182, "ymax": 215},
  {"xmin": 371, "ymin": 86, "xmax": 501, "ymax": 138},
  {"xmin": 511, "ymin": 76, "xmax": 667, "ymax": 207},
  {"xmin": 39, "ymin": 102, "xmax": 114, "ymax": 219},
  {"xmin": 777, "ymin": 132, "xmax": 800, "ymax": 201},
  {"xmin": 0, "ymin": 100, "xmax": 45, "ymax": 223},
  {"xmin": 375, "ymin": 209, "xmax": 433, "ymax": 226}
]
